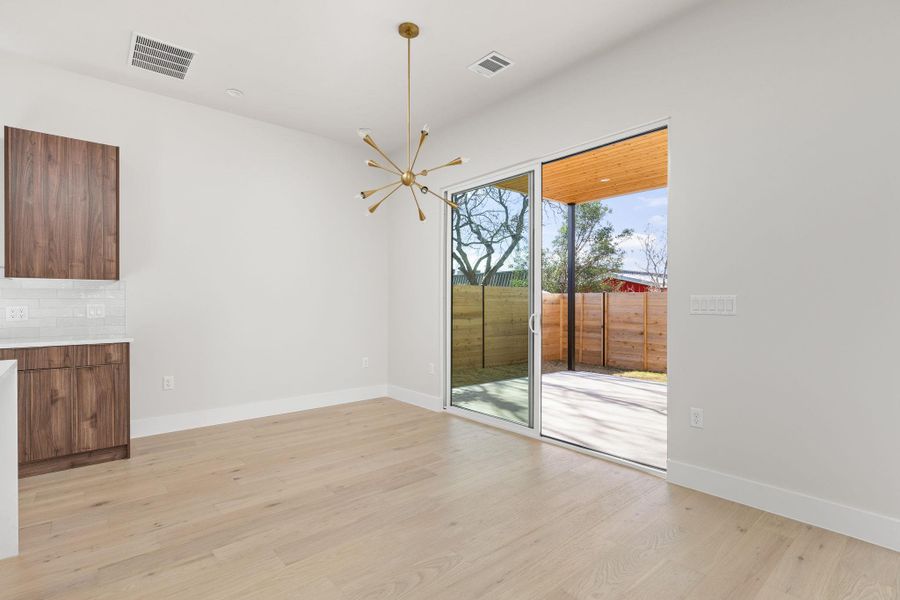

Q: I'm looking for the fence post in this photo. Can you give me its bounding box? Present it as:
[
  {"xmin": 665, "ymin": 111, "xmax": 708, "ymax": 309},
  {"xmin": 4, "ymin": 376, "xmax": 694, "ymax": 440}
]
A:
[
  {"xmin": 578, "ymin": 292, "xmax": 587, "ymax": 362},
  {"xmin": 602, "ymin": 293, "xmax": 608, "ymax": 367},
  {"xmin": 642, "ymin": 292, "xmax": 649, "ymax": 371},
  {"xmin": 558, "ymin": 296, "xmax": 563, "ymax": 362},
  {"xmin": 481, "ymin": 285, "xmax": 486, "ymax": 369}
]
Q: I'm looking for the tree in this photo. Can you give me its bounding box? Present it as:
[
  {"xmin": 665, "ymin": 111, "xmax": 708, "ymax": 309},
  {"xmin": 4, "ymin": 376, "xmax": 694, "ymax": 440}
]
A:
[
  {"xmin": 451, "ymin": 185, "xmax": 528, "ymax": 285},
  {"xmin": 638, "ymin": 224, "xmax": 668, "ymax": 290},
  {"xmin": 542, "ymin": 202, "xmax": 632, "ymax": 293}
]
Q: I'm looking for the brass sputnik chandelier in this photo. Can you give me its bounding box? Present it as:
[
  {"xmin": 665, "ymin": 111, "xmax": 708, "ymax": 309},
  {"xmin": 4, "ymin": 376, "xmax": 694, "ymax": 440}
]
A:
[{"xmin": 356, "ymin": 22, "xmax": 466, "ymax": 221}]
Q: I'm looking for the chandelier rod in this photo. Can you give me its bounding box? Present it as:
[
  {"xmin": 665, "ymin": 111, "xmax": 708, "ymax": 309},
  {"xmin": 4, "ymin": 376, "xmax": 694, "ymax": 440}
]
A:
[{"xmin": 407, "ymin": 36, "xmax": 411, "ymax": 170}]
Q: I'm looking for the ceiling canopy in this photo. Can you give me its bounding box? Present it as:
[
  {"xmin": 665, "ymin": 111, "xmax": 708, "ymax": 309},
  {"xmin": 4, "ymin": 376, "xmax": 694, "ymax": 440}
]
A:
[{"xmin": 542, "ymin": 128, "xmax": 668, "ymax": 205}]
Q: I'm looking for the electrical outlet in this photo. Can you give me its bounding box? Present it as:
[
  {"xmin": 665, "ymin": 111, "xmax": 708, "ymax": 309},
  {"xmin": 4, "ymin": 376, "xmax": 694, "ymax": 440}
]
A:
[
  {"xmin": 362, "ymin": 357, "xmax": 369, "ymax": 368},
  {"xmin": 5, "ymin": 306, "xmax": 28, "ymax": 321},
  {"xmin": 428, "ymin": 363, "xmax": 435, "ymax": 375},
  {"xmin": 86, "ymin": 304, "xmax": 106, "ymax": 319},
  {"xmin": 690, "ymin": 407, "xmax": 704, "ymax": 428},
  {"xmin": 162, "ymin": 375, "xmax": 175, "ymax": 391}
]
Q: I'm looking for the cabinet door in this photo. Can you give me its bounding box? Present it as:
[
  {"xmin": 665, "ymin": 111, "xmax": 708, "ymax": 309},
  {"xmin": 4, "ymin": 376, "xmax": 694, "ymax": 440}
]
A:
[
  {"xmin": 67, "ymin": 138, "xmax": 119, "ymax": 280},
  {"xmin": 17, "ymin": 372, "xmax": 26, "ymax": 463},
  {"xmin": 24, "ymin": 368, "xmax": 75, "ymax": 462},
  {"xmin": 4, "ymin": 127, "xmax": 71, "ymax": 278},
  {"xmin": 4, "ymin": 127, "xmax": 119, "ymax": 280},
  {"xmin": 74, "ymin": 364, "xmax": 127, "ymax": 452}
]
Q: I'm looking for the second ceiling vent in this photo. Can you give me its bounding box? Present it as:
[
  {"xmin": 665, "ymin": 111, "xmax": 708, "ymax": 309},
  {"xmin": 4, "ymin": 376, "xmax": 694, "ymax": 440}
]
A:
[
  {"xmin": 129, "ymin": 32, "xmax": 195, "ymax": 80},
  {"xmin": 468, "ymin": 52, "xmax": 514, "ymax": 78}
]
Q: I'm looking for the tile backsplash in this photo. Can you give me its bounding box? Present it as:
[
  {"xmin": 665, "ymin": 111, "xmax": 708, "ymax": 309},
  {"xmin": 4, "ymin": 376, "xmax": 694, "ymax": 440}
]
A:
[{"xmin": 0, "ymin": 269, "xmax": 125, "ymax": 340}]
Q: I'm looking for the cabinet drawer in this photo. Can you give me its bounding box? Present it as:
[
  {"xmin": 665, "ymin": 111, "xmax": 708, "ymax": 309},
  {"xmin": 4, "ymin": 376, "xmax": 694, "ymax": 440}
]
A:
[
  {"xmin": 73, "ymin": 344, "xmax": 125, "ymax": 367},
  {"xmin": 0, "ymin": 343, "xmax": 126, "ymax": 370},
  {"xmin": 0, "ymin": 346, "xmax": 74, "ymax": 370}
]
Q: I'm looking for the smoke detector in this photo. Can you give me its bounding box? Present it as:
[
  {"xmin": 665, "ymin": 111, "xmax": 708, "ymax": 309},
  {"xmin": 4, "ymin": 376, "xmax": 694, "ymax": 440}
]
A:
[
  {"xmin": 468, "ymin": 52, "xmax": 514, "ymax": 78},
  {"xmin": 128, "ymin": 32, "xmax": 195, "ymax": 80}
]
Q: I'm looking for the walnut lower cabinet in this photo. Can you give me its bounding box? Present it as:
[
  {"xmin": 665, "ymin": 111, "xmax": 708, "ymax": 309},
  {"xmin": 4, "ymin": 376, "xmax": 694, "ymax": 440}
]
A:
[{"xmin": 0, "ymin": 343, "xmax": 130, "ymax": 477}]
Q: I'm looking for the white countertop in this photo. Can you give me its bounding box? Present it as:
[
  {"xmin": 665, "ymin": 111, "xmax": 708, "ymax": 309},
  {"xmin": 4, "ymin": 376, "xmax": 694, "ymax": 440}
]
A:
[{"xmin": 0, "ymin": 336, "xmax": 133, "ymax": 350}]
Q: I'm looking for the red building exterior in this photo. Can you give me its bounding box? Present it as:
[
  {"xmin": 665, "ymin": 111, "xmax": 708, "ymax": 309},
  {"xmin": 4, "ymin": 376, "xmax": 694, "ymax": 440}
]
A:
[{"xmin": 603, "ymin": 271, "xmax": 667, "ymax": 292}]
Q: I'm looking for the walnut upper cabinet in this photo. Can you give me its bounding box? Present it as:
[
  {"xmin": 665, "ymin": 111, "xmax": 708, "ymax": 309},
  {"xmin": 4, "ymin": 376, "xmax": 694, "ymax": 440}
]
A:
[{"xmin": 4, "ymin": 126, "xmax": 119, "ymax": 280}]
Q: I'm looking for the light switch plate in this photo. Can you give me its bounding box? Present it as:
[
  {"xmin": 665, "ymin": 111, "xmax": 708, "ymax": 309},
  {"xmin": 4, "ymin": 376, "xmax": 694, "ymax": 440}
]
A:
[
  {"xmin": 86, "ymin": 304, "xmax": 106, "ymax": 319},
  {"xmin": 690, "ymin": 295, "xmax": 736, "ymax": 316},
  {"xmin": 5, "ymin": 306, "xmax": 28, "ymax": 321},
  {"xmin": 162, "ymin": 375, "xmax": 175, "ymax": 391}
]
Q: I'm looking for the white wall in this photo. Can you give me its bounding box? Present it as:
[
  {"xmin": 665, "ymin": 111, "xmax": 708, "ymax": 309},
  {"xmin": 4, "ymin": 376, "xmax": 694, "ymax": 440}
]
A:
[
  {"xmin": 0, "ymin": 53, "xmax": 389, "ymax": 431},
  {"xmin": 386, "ymin": 0, "xmax": 900, "ymax": 548}
]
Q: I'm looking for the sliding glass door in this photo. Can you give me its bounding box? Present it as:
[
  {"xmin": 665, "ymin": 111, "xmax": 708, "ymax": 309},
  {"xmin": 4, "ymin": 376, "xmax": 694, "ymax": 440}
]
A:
[{"xmin": 447, "ymin": 170, "xmax": 539, "ymax": 429}]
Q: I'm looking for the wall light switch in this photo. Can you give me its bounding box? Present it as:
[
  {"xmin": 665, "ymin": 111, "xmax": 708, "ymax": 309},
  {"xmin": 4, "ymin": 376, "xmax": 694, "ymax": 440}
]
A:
[
  {"xmin": 362, "ymin": 357, "xmax": 369, "ymax": 368},
  {"xmin": 5, "ymin": 306, "xmax": 28, "ymax": 321},
  {"xmin": 690, "ymin": 295, "xmax": 737, "ymax": 316},
  {"xmin": 86, "ymin": 304, "xmax": 106, "ymax": 319},
  {"xmin": 162, "ymin": 375, "xmax": 175, "ymax": 391}
]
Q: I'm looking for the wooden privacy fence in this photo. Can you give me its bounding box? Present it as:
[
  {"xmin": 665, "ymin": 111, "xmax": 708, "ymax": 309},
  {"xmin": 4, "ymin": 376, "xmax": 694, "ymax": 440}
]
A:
[{"xmin": 452, "ymin": 286, "xmax": 667, "ymax": 372}]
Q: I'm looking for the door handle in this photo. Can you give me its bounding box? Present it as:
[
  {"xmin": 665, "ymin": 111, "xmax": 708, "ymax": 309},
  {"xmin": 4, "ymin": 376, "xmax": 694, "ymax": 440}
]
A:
[{"xmin": 528, "ymin": 313, "xmax": 537, "ymax": 334}]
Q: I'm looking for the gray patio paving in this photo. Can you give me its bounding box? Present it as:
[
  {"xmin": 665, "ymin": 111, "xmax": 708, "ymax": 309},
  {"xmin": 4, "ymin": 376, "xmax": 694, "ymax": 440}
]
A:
[{"xmin": 451, "ymin": 370, "xmax": 667, "ymax": 469}]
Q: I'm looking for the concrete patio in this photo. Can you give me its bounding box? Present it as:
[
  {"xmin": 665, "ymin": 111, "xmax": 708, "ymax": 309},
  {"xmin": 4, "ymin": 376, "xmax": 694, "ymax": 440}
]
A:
[{"xmin": 452, "ymin": 370, "xmax": 667, "ymax": 469}]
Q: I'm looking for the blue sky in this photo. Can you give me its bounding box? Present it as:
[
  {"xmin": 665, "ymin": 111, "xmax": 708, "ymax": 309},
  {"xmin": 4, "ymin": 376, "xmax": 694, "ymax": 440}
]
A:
[{"xmin": 542, "ymin": 187, "xmax": 668, "ymax": 271}]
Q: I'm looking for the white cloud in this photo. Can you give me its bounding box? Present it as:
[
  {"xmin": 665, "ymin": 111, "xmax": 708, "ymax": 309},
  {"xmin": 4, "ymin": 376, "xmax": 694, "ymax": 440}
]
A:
[
  {"xmin": 618, "ymin": 235, "xmax": 646, "ymax": 252},
  {"xmin": 618, "ymin": 231, "xmax": 664, "ymax": 271},
  {"xmin": 649, "ymin": 214, "xmax": 666, "ymax": 226}
]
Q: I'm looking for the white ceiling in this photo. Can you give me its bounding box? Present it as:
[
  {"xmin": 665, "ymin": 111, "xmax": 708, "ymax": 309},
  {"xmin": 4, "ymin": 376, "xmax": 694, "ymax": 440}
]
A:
[{"xmin": 0, "ymin": 0, "xmax": 710, "ymax": 149}]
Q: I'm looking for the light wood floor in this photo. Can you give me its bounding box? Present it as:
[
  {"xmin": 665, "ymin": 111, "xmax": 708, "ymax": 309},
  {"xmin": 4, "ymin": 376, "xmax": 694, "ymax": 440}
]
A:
[{"xmin": 1, "ymin": 398, "xmax": 897, "ymax": 599}]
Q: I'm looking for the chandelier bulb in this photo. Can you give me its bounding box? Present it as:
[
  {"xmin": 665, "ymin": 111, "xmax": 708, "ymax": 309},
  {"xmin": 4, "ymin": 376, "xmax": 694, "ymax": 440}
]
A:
[
  {"xmin": 354, "ymin": 192, "xmax": 364, "ymax": 200},
  {"xmin": 421, "ymin": 123, "xmax": 430, "ymax": 135},
  {"xmin": 357, "ymin": 128, "xmax": 372, "ymax": 139},
  {"xmin": 460, "ymin": 156, "xmax": 470, "ymax": 164}
]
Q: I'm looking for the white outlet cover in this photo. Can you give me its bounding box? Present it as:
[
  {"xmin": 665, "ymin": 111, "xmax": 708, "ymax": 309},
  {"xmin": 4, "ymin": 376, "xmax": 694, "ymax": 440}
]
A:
[
  {"xmin": 5, "ymin": 306, "xmax": 28, "ymax": 321},
  {"xmin": 690, "ymin": 407, "xmax": 704, "ymax": 428},
  {"xmin": 162, "ymin": 375, "xmax": 175, "ymax": 390}
]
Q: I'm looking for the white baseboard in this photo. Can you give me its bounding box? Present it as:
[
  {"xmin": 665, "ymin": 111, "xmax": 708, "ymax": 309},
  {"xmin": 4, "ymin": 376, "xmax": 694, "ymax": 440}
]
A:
[
  {"xmin": 387, "ymin": 385, "xmax": 442, "ymax": 412},
  {"xmin": 131, "ymin": 384, "xmax": 388, "ymax": 438},
  {"xmin": 667, "ymin": 460, "xmax": 900, "ymax": 552}
]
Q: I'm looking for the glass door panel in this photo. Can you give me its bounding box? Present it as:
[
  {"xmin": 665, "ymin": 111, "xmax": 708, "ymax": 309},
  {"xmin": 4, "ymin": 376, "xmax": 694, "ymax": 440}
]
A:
[{"xmin": 449, "ymin": 172, "xmax": 533, "ymax": 427}]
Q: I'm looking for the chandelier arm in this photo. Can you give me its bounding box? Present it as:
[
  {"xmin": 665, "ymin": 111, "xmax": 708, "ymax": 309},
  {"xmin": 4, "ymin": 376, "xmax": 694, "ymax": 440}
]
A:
[
  {"xmin": 409, "ymin": 186, "xmax": 426, "ymax": 221},
  {"xmin": 363, "ymin": 179, "xmax": 403, "ymax": 198},
  {"xmin": 417, "ymin": 157, "xmax": 463, "ymax": 176},
  {"xmin": 368, "ymin": 183, "xmax": 403, "ymax": 213},
  {"xmin": 367, "ymin": 160, "xmax": 402, "ymax": 175},
  {"xmin": 410, "ymin": 131, "xmax": 427, "ymax": 172},
  {"xmin": 363, "ymin": 136, "xmax": 405, "ymax": 173},
  {"xmin": 418, "ymin": 184, "xmax": 459, "ymax": 209}
]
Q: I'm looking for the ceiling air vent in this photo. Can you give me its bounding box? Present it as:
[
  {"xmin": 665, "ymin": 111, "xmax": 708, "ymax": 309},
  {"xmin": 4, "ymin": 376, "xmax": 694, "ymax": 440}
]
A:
[
  {"xmin": 128, "ymin": 32, "xmax": 195, "ymax": 80},
  {"xmin": 468, "ymin": 52, "xmax": 514, "ymax": 78}
]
